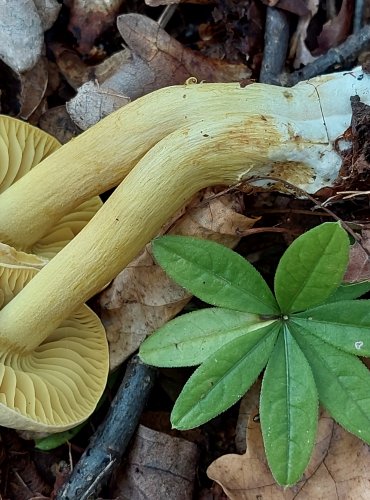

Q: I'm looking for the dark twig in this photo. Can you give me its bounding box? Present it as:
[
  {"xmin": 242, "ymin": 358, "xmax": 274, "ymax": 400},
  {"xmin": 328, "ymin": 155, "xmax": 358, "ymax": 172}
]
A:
[
  {"xmin": 353, "ymin": 0, "xmax": 365, "ymax": 33},
  {"xmin": 260, "ymin": 7, "xmax": 290, "ymax": 84},
  {"xmin": 284, "ymin": 24, "xmax": 370, "ymax": 86},
  {"xmin": 56, "ymin": 357, "xmax": 156, "ymax": 500}
]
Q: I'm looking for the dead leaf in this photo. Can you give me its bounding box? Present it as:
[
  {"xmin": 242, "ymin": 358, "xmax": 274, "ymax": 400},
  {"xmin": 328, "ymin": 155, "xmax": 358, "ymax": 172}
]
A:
[
  {"xmin": 315, "ymin": 0, "xmax": 355, "ymax": 55},
  {"xmin": 344, "ymin": 230, "xmax": 370, "ymax": 282},
  {"xmin": 68, "ymin": 14, "xmax": 251, "ymax": 130},
  {"xmin": 208, "ymin": 411, "xmax": 335, "ymax": 499},
  {"xmin": 51, "ymin": 43, "xmax": 91, "ymax": 90},
  {"xmin": 33, "ymin": 0, "xmax": 61, "ymax": 30},
  {"xmin": 260, "ymin": 0, "xmax": 310, "ymax": 16},
  {"xmin": 289, "ymin": 0, "xmax": 319, "ymax": 69},
  {"xmin": 0, "ymin": 0, "xmax": 44, "ymax": 73},
  {"xmin": 66, "ymin": 80, "xmax": 130, "ymax": 130},
  {"xmin": 18, "ymin": 56, "xmax": 48, "ymax": 119},
  {"xmin": 99, "ymin": 189, "xmax": 257, "ymax": 370},
  {"xmin": 112, "ymin": 425, "xmax": 198, "ymax": 500},
  {"xmin": 39, "ymin": 105, "xmax": 82, "ymax": 144},
  {"xmin": 208, "ymin": 408, "xmax": 370, "ymax": 499},
  {"xmin": 117, "ymin": 13, "xmax": 251, "ymax": 83},
  {"xmin": 65, "ymin": 0, "xmax": 126, "ymax": 55}
]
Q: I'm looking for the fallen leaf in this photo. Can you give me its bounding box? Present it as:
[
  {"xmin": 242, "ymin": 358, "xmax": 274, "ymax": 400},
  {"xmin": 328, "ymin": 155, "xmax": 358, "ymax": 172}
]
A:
[
  {"xmin": 39, "ymin": 105, "xmax": 82, "ymax": 144},
  {"xmin": 66, "ymin": 80, "xmax": 130, "ymax": 130},
  {"xmin": 99, "ymin": 189, "xmax": 257, "ymax": 370},
  {"xmin": 289, "ymin": 0, "xmax": 319, "ymax": 69},
  {"xmin": 0, "ymin": 0, "xmax": 44, "ymax": 73},
  {"xmin": 33, "ymin": 0, "xmax": 61, "ymax": 30},
  {"xmin": 68, "ymin": 13, "xmax": 251, "ymax": 129},
  {"xmin": 117, "ymin": 13, "xmax": 251, "ymax": 83},
  {"xmin": 208, "ymin": 411, "xmax": 335, "ymax": 499},
  {"xmin": 112, "ymin": 425, "xmax": 198, "ymax": 500},
  {"xmin": 18, "ymin": 56, "xmax": 48, "ymax": 119},
  {"xmin": 65, "ymin": 0, "xmax": 126, "ymax": 55},
  {"xmin": 315, "ymin": 0, "xmax": 354, "ymax": 55},
  {"xmin": 260, "ymin": 0, "xmax": 310, "ymax": 16},
  {"xmin": 344, "ymin": 230, "xmax": 370, "ymax": 282}
]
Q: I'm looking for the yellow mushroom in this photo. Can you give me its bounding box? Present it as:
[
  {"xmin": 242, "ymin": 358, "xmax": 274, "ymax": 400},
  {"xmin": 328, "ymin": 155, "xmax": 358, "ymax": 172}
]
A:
[
  {"xmin": 0, "ymin": 67, "xmax": 368, "ymax": 431},
  {"xmin": 0, "ymin": 114, "xmax": 102, "ymax": 257}
]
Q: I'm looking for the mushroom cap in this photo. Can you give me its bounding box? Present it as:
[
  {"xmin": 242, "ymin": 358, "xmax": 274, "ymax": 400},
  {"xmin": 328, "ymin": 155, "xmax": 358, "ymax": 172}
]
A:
[
  {"xmin": 0, "ymin": 114, "xmax": 103, "ymax": 258},
  {"xmin": 0, "ymin": 252, "xmax": 108, "ymax": 432}
]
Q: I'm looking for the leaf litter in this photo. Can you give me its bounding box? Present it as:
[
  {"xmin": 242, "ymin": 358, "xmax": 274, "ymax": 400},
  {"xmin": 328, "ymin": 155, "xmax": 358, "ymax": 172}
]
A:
[{"xmin": 2, "ymin": 0, "xmax": 370, "ymax": 498}]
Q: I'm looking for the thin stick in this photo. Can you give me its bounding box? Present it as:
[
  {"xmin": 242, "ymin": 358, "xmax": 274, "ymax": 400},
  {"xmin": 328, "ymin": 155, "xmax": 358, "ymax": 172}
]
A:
[{"xmin": 56, "ymin": 357, "xmax": 156, "ymax": 500}]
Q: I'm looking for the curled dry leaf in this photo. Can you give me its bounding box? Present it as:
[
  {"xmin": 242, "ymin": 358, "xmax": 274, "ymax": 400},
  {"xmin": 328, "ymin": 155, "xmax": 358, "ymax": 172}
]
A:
[
  {"xmin": 315, "ymin": 0, "xmax": 354, "ymax": 55},
  {"xmin": 0, "ymin": 0, "xmax": 43, "ymax": 73},
  {"xmin": 67, "ymin": 14, "xmax": 251, "ymax": 129},
  {"xmin": 33, "ymin": 0, "xmax": 61, "ymax": 30},
  {"xmin": 99, "ymin": 189, "xmax": 257, "ymax": 370},
  {"xmin": 207, "ymin": 411, "xmax": 345, "ymax": 499},
  {"xmin": 112, "ymin": 425, "xmax": 199, "ymax": 500},
  {"xmin": 289, "ymin": 0, "xmax": 319, "ymax": 69},
  {"xmin": 65, "ymin": 0, "xmax": 126, "ymax": 55},
  {"xmin": 260, "ymin": 0, "xmax": 310, "ymax": 16},
  {"xmin": 66, "ymin": 80, "xmax": 130, "ymax": 130},
  {"xmin": 39, "ymin": 105, "xmax": 82, "ymax": 144},
  {"xmin": 344, "ymin": 230, "xmax": 370, "ymax": 282}
]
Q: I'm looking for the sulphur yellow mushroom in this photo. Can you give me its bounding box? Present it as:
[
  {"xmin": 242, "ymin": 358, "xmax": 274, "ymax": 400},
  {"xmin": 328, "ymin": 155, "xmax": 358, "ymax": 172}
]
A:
[{"xmin": 0, "ymin": 67, "xmax": 368, "ymax": 431}]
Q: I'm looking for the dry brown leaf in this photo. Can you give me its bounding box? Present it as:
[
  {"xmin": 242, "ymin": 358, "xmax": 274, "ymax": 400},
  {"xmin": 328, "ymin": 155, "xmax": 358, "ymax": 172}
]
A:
[
  {"xmin": 207, "ymin": 411, "xmax": 332, "ymax": 499},
  {"xmin": 18, "ymin": 56, "xmax": 48, "ymax": 119},
  {"xmin": 33, "ymin": 0, "xmax": 61, "ymax": 30},
  {"xmin": 289, "ymin": 0, "xmax": 319, "ymax": 69},
  {"xmin": 118, "ymin": 13, "xmax": 251, "ymax": 83},
  {"xmin": 208, "ymin": 409, "xmax": 370, "ymax": 499},
  {"xmin": 112, "ymin": 425, "xmax": 198, "ymax": 500},
  {"xmin": 344, "ymin": 230, "xmax": 370, "ymax": 282},
  {"xmin": 66, "ymin": 80, "xmax": 130, "ymax": 130},
  {"xmin": 0, "ymin": 0, "xmax": 43, "ymax": 73},
  {"xmin": 260, "ymin": 0, "xmax": 310, "ymax": 16},
  {"xmin": 65, "ymin": 0, "xmax": 125, "ymax": 55},
  {"xmin": 67, "ymin": 14, "xmax": 251, "ymax": 129},
  {"xmin": 39, "ymin": 105, "xmax": 82, "ymax": 144},
  {"xmin": 99, "ymin": 189, "xmax": 257, "ymax": 370},
  {"xmin": 315, "ymin": 0, "xmax": 354, "ymax": 55}
]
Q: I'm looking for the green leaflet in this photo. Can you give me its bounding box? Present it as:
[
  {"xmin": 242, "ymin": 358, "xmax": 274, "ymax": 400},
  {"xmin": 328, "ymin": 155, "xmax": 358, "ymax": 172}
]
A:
[
  {"xmin": 152, "ymin": 236, "xmax": 279, "ymax": 315},
  {"xmin": 171, "ymin": 322, "xmax": 281, "ymax": 430},
  {"xmin": 290, "ymin": 323, "xmax": 370, "ymax": 443},
  {"xmin": 139, "ymin": 307, "xmax": 275, "ymax": 367},
  {"xmin": 325, "ymin": 281, "xmax": 370, "ymax": 303},
  {"xmin": 35, "ymin": 423, "xmax": 84, "ymax": 450},
  {"xmin": 274, "ymin": 222, "xmax": 349, "ymax": 313},
  {"xmin": 260, "ymin": 325, "xmax": 318, "ymax": 486},
  {"xmin": 293, "ymin": 300, "xmax": 370, "ymax": 356}
]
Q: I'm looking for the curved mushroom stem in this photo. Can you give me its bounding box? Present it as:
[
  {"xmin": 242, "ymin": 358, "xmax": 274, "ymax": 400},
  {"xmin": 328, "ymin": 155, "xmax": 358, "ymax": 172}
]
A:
[
  {"xmin": 0, "ymin": 67, "xmax": 369, "ymax": 249},
  {"xmin": 0, "ymin": 114, "xmax": 341, "ymax": 350}
]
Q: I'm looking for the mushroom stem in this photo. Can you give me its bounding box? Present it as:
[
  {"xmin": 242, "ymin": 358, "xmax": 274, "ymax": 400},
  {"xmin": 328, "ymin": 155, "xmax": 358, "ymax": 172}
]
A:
[
  {"xmin": 0, "ymin": 67, "xmax": 369, "ymax": 249},
  {"xmin": 0, "ymin": 114, "xmax": 343, "ymax": 349}
]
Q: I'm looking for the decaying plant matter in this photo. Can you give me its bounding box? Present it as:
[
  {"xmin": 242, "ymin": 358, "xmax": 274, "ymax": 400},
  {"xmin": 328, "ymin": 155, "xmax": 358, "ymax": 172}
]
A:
[{"xmin": 0, "ymin": 67, "xmax": 369, "ymax": 432}]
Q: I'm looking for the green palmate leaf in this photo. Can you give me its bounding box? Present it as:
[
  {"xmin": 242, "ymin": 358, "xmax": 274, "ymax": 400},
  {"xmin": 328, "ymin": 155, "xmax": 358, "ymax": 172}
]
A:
[
  {"xmin": 293, "ymin": 300, "xmax": 370, "ymax": 356},
  {"xmin": 260, "ymin": 325, "xmax": 318, "ymax": 486},
  {"xmin": 139, "ymin": 307, "xmax": 275, "ymax": 367},
  {"xmin": 274, "ymin": 222, "xmax": 349, "ymax": 313},
  {"xmin": 290, "ymin": 322, "xmax": 370, "ymax": 443},
  {"xmin": 325, "ymin": 281, "xmax": 370, "ymax": 303},
  {"xmin": 152, "ymin": 236, "xmax": 279, "ymax": 315},
  {"xmin": 171, "ymin": 322, "xmax": 281, "ymax": 430}
]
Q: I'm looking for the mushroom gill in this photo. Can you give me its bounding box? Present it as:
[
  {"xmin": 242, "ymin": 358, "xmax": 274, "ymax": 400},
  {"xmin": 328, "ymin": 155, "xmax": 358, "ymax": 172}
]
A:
[{"xmin": 0, "ymin": 114, "xmax": 102, "ymax": 258}]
